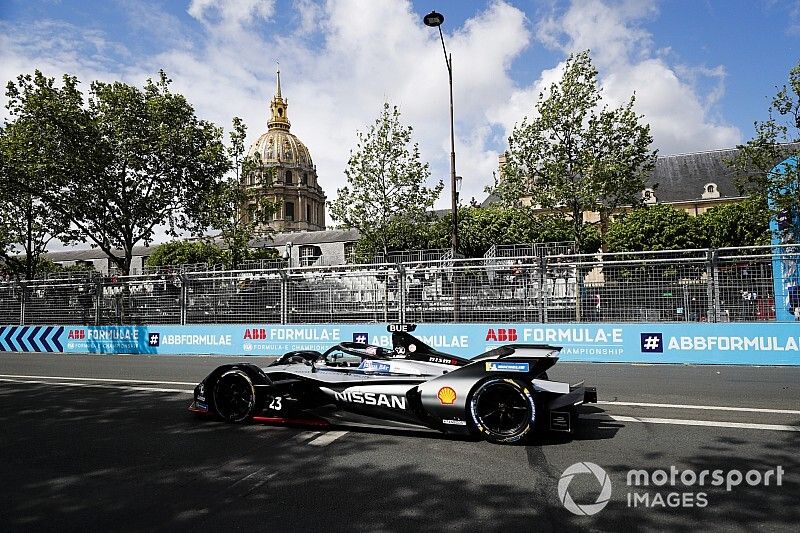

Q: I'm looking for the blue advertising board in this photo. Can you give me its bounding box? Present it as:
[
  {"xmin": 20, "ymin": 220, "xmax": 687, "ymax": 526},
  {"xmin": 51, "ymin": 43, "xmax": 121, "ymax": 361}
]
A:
[{"xmin": 0, "ymin": 322, "xmax": 798, "ymax": 365}]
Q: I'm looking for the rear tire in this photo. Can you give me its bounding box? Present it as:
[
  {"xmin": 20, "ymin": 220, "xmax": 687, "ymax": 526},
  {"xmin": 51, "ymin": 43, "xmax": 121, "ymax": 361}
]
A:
[
  {"xmin": 214, "ymin": 369, "xmax": 257, "ymax": 423},
  {"xmin": 468, "ymin": 378, "xmax": 536, "ymax": 444}
]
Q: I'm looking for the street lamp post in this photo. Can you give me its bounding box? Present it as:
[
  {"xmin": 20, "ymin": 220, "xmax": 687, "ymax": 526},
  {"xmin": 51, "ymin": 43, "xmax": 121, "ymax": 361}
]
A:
[
  {"xmin": 424, "ymin": 10, "xmax": 460, "ymax": 321},
  {"xmin": 423, "ymin": 10, "xmax": 458, "ymax": 258}
]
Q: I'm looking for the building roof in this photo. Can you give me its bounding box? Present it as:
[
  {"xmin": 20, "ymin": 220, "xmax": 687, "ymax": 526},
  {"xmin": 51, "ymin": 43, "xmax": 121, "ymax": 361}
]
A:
[
  {"xmin": 43, "ymin": 229, "xmax": 362, "ymax": 263},
  {"xmin": 42, "ymin": 245, "xmax": 157, "ymax": 262},
  {"xmin": 649, "ymin": 148, "xmax": 739, "ymax": 202},
  {"xmin": 481, "ymin": 145, "xmax": 799, "ymax": 207},
  {"xmin": 257, "ymin": 228, "xmax": 361, "ymax": 247}
]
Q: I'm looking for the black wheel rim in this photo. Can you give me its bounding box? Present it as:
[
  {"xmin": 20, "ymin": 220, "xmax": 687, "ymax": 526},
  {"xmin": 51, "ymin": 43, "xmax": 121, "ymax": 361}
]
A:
[
  {"xmin": 215, "ymin": 373, "xmax": 254, "ymax": 421},
  {"xmin": 474, "ymin": 382, "xmax": 531, "ymax": 436}
]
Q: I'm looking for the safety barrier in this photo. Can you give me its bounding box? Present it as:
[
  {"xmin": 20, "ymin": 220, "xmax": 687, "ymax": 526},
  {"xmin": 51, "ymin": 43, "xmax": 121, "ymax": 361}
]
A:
[
  {"xmin": 0, "ymin": 322, "xmax": 797, "ymax": 365},
  {"xmin": 0, "ymin": 245, "xmax": 798, "ymax": 325}
]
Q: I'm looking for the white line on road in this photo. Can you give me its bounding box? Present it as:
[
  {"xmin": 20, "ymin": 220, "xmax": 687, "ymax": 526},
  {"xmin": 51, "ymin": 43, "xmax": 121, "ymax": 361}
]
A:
[
  {"xmin": 0, "ymin": 377, "xmax": 193, "ymax": 394},
  {"xmin": 293, "ymin": 431, "xmax": 321, "ymax": 443},
  {"xmin": 307, "ymin": 431, "xmax": 349, "ymax": 447},
  {"xmin": 0, "ymin": 374, "xmax": 197, "ymax": 386},
  {"xmin": 584, "ymin": 413, "xmax": 800, "ymax": 432},
  {"xmin": 596, "ymin": 400, "xmax": 800, "ymax": 415}
]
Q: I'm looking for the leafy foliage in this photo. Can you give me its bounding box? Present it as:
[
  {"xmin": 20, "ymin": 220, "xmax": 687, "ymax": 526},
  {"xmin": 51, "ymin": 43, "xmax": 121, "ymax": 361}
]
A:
[
  {"xmin": 329, "ymin": 103, "xmax": 443, "ymax": 257},
  {"xmin": 349, "ymin": 206, "xmax": 598, "ymax": 261},
  {"xmin": 145, "ymin": 239, "xmax": 279, "ymax": 269},
  {"xmin": 3, "ymin": 70, "xmax": 229, "ymax": 275},
  {"xmin": 605, "ymin": 204, "xmax": 704, "ymax": 252},
  {"xmin": 0, "ymin": 77, "xmax": 82, "ymax": 279},
  {"xmin": 729, "ymin": 62, "xmax": 800, "ymax": 242},
  {"xmin": 201, "ymin": 117, "xmax": 278, "ymax": 269},
  {"xmin": 350, "ymin": 213, "xmax": 444, "ymax": 263},
  {"xmin": 457, "ymin": 207, "xmax": 597, "ymax": 257},
  {"xmin": 489, "ymin": 51, "xmax": 656, "ymax": 251},
  {"xmin": 697, "ymin": 197, "xmax": 771, "ymax": 248},
  {"xmin": 145, "ymin": 240, "xmax": 227, "ymax": 268},
  {"xmin": 0, "ymin": 192, "xmax": 70, "ymax": 279}
]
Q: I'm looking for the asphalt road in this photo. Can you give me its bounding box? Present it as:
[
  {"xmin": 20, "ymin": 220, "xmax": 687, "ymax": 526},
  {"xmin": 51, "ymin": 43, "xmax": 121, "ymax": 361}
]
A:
[{"xmin": 1, "ymin": 352, "xmax": 798, "ymax": 532}]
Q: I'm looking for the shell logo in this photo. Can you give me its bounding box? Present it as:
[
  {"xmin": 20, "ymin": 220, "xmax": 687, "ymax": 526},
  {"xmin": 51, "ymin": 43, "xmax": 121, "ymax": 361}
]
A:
[{"xmin": 437, "ymin": 387, "xmax": 457, "ymax": 405}]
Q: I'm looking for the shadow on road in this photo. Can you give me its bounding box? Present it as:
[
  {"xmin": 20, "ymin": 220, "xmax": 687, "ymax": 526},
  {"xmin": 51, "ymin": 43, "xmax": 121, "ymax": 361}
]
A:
[{"xmin": 0, "ymin": 382, "xmax": 796, "ymax": 532}]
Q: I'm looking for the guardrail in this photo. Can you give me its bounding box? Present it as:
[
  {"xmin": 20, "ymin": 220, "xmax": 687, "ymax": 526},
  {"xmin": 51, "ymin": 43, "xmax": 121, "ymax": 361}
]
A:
[{"xmin": 1, "ymin": 245, "xmax": 798, "ymax": 325}]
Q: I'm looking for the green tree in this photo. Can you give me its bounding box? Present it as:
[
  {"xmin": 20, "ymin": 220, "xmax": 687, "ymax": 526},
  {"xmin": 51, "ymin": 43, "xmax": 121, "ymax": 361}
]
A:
[
  {"xmin": 349, "ymin": 206, "xmax": 598, "ymax": 262},
  {"xmin": 0, "ymin": 77, "xmax": 84, "ymax": 279},
  {"xmin": 350, "ymin": 213, "xmax": 444, "ymax": 263},
  {"xmin": 3, "ymin": 70, "xmax": 229, "ymax": 275},
  {"xmin": 202, "ymin": 117, "xmax": 278, "ymax": 269},
  {"xmin": 145, "ymin": 240, "xmax": 227, "ymax": 268},
  {"xmin": 489, "ymin": 51, "xmax": 657, "ymax": 251},
  {"xmin": 456, "ymin": 207, "xmax": 595, "ymax": 258},
  {"xmin": 697, "ymin": 197, "xmax": 771, "ymax": 248},
  {"xmin": 329, "ymin": 103, "xmax": 443, "ymax": 258},
  {"xmin": 729, "ymin": 62, "xmax": 800, "ymax": 240},
  {"xmin": 605, "ymin": 205, "xmax": 705, "ymax": 252},
  {"xmin": 0, "ymin": 192, "xmax": 71, "ymax": 279}
]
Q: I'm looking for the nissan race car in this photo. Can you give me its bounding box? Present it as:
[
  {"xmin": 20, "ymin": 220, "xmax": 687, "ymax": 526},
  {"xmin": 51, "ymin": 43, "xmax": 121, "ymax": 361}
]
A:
[{"xmin": 189, "ymin": 325, "xmax": 597, "ymax": 444}]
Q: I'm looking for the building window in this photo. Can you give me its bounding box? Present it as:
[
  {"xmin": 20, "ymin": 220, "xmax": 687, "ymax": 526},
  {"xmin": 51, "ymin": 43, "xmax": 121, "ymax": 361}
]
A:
[
  {"xmin": 285, "ymin": 170, "xmax": 292, "ymax": 185},
  {"xmin": 702, "ymin": 183, "xmax": 720, "ymax": 199},
  {"xmin": 344, "ymin": 242, "xmax": 356, "ymax": 264},
  {"xmin": 306, "ymin": 204, "xmax": 312, "ymax": 223},
  {"xmin": 302, "ymin": 172, "xmax": 308, "ymax": 185},
  {"xmin": 643, "ymin": 188, "xmax": 656, "ymax": 204},
  {"xmin": 285, "ymin": 201, "xmax": 294, "ymax": 221},
  {"xmin": 299, "ymin": 245, "xmax": 322, "ymax": 267}
]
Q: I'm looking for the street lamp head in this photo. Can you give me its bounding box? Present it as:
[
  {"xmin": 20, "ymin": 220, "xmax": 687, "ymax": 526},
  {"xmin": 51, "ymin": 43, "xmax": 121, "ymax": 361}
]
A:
[{"xmin": 423, "ymin": 11, "xmax": 444, "ymax": 27}]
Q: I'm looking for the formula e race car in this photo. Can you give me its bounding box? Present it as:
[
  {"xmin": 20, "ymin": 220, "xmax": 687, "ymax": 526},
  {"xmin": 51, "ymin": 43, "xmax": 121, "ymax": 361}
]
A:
[{"xmin": 189, "ymin": 325, "xmax": 597, "ymax": 443}]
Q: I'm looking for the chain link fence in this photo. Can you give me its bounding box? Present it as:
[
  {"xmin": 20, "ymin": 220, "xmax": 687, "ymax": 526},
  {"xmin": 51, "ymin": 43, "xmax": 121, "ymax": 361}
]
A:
[{"xmin": 2, "ymin": 245, "xmax": 798, "ymax": 325}]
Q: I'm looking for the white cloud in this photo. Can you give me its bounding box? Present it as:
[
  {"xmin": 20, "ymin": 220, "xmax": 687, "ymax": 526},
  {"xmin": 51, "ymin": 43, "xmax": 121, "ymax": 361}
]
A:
[
  {"xmin": 187, "ymin": 0, "xmax": 276, "ymax": 28},
  {"xmin": 511, "ymin": 0, "xmax": 741, "ymax": 155},
  {"xmin": 1, "ymin": 0, "xmax": 744, "ymax": 236},
  {"xmin": 603, "ymin": 60, "xmax": 739, "ymax": 154}
]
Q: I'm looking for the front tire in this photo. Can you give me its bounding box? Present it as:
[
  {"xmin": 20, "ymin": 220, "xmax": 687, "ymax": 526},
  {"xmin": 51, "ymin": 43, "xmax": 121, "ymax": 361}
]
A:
[
  {"xmin": 468, "ymin": 378, "xmax": 536, "ymax": 444},
  {"xmin": 214, "ymin": 369, "xmax": 257, "ymax": 423}
]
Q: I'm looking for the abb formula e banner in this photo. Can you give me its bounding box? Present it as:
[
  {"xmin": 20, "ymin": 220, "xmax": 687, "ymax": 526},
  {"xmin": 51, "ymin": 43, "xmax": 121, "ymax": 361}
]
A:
[{"xmin": 0, "ymin": 322, "xmax": 799, "ymax": 365}]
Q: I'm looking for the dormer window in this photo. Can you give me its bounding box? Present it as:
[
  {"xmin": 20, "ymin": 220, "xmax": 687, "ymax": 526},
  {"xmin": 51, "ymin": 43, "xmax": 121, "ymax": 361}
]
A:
[
  {"xmin": 643, "ymin": 188, "xmax": 656, "ymax": 204},
  {"xmin": 702, "ymin": 183, "xmax": 720, "ymax": 199}
]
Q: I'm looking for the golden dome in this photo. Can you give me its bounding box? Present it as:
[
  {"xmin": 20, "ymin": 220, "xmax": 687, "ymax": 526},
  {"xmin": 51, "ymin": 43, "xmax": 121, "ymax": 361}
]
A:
[{"xmin": 248, "ymin": 129, "xmax": 314, "ymax": 168}]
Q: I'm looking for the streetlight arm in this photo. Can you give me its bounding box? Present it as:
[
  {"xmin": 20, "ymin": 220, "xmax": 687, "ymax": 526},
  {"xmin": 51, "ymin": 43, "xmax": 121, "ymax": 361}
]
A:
[{"xmin": 437, "ymin": 26, "xmax": 452, "ymax": 76}]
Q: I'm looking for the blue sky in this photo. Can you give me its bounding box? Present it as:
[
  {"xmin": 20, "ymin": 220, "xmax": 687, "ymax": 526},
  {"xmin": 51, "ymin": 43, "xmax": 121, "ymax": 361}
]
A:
[{"xmin": 1, "ymin": 0, "xmax": 799, "ymax": 216}]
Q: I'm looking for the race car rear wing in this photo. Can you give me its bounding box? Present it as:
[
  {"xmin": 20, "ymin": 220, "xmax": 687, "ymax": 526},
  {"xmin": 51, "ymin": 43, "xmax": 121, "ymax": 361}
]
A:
[
  {"xmin": 389, "ymin": 324, "xmax": 560, "ymax": 367},
  {"xmin": 390, "ymin": 329, "xmax": 470, "ymax": 366},
  {"xmin": 471, "ymin": 344, "xmax": 561, "ymax": 361}
]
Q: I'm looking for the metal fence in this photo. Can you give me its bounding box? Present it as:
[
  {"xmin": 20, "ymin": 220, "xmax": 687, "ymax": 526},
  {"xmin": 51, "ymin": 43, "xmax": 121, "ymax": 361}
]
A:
[{"xmin": 1, "ymin": 245, "xmax": 798, "ymax": 325}]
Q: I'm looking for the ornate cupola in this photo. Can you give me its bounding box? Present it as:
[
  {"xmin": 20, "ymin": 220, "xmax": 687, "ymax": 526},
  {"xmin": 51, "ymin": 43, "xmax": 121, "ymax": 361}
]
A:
[
  {"xmin": 246, "ymin": 68, "xmax": 327, "ymax": 233},
  {"xmin": 268, "ymin": 69, "xmax": 290, "ymax": 131}
]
